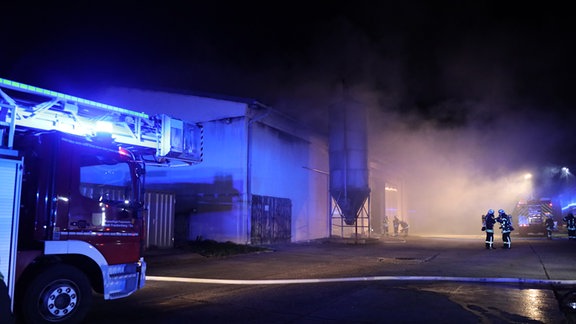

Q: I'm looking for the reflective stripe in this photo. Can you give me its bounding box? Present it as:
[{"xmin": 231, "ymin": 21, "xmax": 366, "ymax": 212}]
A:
[{"xmin": 56, "ymin": 231, "xmax": 139, "ymax": 237}]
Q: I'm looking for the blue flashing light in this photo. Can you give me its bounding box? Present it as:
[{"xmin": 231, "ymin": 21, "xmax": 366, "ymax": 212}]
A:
[{"xmin": 0, "ymin": 77, "xmax": 149, "ymax": 119}]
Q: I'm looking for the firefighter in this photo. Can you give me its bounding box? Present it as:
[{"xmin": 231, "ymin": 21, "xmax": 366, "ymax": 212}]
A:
[
  {"xmin": 393, "ymin": 216, "xmax": 400, "ymax": 237},
  {"xmin": 496, "ymin": 209, "xmax": 514, "ymax": 249},
  {"xmin": 481, "ymin": 209, "xmax": 496, "ymax": 249},
  {"xmin": 382, "ymin": 215, "xmax": 390, "ymax": 237},
  {"xmin": 562, "ymin": 212, "xmax": 576, "ymax": 240},
  {"xmin": 399, "ymin": 219, "xmax": 409, "ymax": 237},
  {"xmin": 545, "ymin": 214, "xmax": 555, "ymax": 240}
]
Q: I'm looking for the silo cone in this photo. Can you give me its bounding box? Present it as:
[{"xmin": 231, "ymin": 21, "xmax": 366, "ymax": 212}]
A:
[{"xmin": 329, "ymin": 97, "xmax": 370, "ymax": 225}]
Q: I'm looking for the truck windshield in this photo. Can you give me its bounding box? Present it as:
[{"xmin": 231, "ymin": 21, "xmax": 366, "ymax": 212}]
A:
[{"xmin": 79, "ymin": 161, "xmax": 135, "ymax": 204}]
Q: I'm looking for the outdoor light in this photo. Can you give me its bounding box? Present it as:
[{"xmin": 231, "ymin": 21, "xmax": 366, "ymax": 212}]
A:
[{"xmin": 524, "ymin": 173, "xmax": 532, "ymax": 180}]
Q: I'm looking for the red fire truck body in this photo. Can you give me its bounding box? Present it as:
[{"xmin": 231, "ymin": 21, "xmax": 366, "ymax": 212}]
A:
[{"xmin": 0, "ymin": 78, "xmax": 202, "ymax": 323}]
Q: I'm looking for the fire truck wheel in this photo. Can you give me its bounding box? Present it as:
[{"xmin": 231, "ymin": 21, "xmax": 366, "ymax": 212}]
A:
[{"xmin": 21, "ymin": 264, "xmax": 92, "ymax": 324}]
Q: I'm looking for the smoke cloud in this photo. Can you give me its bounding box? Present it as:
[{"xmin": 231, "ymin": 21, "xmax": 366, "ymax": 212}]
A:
[{"xmin": 255, "ymin": 14, "xmax": 574, "ymax": 236}]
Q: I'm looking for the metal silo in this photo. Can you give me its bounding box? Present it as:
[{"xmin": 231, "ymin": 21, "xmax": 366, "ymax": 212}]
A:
[{"xmin": 329, "ymin": 97, "xmax": 370, "ymax": 225}]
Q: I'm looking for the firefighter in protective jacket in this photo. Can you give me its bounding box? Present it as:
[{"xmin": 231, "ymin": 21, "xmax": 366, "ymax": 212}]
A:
[
  {"xmin": 545, "ymin": 214, "xmax": 555, "ymax": 240},
  {"xmin": 496, "ymin": 209, "xmax": 514, "ymax": 249},
  {"xmin": 482, "ymin": 209, "xmax": 496, "ymax": 249},
  {"xmin": 562, "ymin": 212, "xmax": 576, "ymax": 240}
]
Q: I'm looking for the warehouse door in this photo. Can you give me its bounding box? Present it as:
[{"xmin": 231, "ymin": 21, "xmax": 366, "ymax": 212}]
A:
[{"xmin": 251, "ymin": 195, "xmax": 291, "ymax": 244}]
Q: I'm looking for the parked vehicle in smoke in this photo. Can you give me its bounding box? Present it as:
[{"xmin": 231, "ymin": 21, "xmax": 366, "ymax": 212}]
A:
[{"xmin": 512, "ymin": 198, "xmax": 558, "ymax": 237}]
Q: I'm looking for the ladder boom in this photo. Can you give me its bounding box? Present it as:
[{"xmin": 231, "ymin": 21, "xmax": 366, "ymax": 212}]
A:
[{"xmin": 0, "ymin": 78, "xmax": 203, "ymax": 165}]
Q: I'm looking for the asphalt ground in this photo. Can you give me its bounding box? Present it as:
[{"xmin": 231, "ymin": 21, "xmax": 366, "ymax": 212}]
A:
[
  {"xmin": 118, "ymin": 234, "xmax": 576, "ymax": 323},
  {"xmin": 144, "ymin": 234, "xmax": 575, "ymax": 283}
]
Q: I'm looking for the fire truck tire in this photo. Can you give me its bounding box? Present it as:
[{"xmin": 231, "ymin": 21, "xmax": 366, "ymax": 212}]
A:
[{"xmin": 21, "ymin": 264, "xmax": 92, "ymax": 324}]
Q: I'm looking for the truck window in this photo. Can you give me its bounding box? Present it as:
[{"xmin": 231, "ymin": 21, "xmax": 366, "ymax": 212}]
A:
[
  {"xmin": 80, "ymin": 163, "xmax": 132, "ymax": 200},
  {"xmin": 79, "ymin": 160, "xmax": 135, "ymax": 226}
]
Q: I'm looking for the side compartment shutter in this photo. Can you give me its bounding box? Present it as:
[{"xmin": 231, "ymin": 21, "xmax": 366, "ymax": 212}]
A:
[{"xmin": 0, "ymin": 154, "xmax": 23, "ymax": 311}]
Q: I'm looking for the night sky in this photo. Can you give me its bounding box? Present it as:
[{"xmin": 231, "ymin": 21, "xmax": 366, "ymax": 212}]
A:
[{"xmin": 2, "ymin": 1, "xmax": 576, "ymax": 177}]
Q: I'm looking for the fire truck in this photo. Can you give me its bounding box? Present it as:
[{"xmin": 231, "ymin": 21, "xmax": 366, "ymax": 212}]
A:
[
  {"xmin": 0, "ymin": 78, "xmax": 202, "ymax": 323},
  {"xmin": 512, "ymin": 198, "xmax": 558, "ymax": 236}
]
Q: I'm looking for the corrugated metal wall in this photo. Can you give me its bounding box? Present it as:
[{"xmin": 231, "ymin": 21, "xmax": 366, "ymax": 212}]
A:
[
  {"xmin": 144, "ymin": 191, "xmax": 176, "ymax": 249},
  {"xmin": 80, "ymin": 185, "xmax": 176, "ymax": 249}
]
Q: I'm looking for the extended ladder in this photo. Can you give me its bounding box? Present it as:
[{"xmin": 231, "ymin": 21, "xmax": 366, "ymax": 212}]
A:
[{"xmin": 0, "ymin": 78, "xmax": 202, "ymax": 165}]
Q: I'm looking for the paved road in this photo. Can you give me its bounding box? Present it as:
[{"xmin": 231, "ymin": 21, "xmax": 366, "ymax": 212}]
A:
[{"xmin": 85, "ymin": 235, "xmax": 576, "ymax": 323}]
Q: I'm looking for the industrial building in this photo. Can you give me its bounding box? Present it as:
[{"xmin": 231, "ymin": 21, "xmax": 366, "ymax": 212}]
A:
[{"xmin": 96, "ymin": 87, "xmax": 407, "ymax": 248}]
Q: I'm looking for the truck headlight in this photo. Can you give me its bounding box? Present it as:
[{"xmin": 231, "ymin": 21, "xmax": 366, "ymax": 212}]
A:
[{"xmin": 561, "ymin": 291, "xmax": 576, "ymax": 312}]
